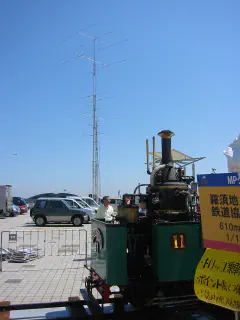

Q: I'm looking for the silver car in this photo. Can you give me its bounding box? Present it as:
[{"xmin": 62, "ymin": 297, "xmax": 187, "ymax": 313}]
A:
[
  {"xmin": 80, "ymin": 196, "xmax": 100, "ymax": 211},
  {"xmin": 65, "ymin": 198, "xmax": 95, "ymax": 221}
]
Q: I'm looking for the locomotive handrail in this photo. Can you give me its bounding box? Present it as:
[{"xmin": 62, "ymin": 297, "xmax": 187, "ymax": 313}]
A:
[{"xmin": 133, "ymin": 184, "xmax": 149, "ymax": 194}]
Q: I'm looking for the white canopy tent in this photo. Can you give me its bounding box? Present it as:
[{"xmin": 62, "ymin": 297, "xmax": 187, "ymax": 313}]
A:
[{"xmin": 149, "ymin": 149, "xmax": 206, "ymax": 179}]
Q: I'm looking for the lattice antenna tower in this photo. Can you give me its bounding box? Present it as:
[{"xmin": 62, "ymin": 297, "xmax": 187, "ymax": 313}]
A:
[
  {"xmin": 77, "ymin": 30, "xmax": 126, "ymax": 201},
  {"xmin": 77, "ymin": 32, "xmax": 105, "ymax": 202},
  {"xmin": 61, "ymin": 26, "xmax": 126, "ymax": 201}
]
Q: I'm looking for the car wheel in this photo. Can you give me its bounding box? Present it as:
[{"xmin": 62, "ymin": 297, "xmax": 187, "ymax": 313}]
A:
[
  {"xmin": 35, "ymin": 216, "xmax": 46, "ymax": 227},
  {"xmin": 4, "ymin": 211, "xmax": 11, "ymax": 217},
  {"xmin": 72, "ymin": 216, "xmax": 83, "ymax": 227}
]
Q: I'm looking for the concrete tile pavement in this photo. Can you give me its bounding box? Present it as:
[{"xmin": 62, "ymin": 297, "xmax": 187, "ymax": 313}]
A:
[{"xmin": 0, "ymin": 268, "xmax": 89, "ymax": 303}]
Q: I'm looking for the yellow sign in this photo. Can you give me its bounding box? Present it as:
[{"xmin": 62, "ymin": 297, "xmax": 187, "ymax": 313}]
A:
[
  {"xmin": 197, "ymin": 174, "xmax": 240, "ymax": 253},
  {"xmin": 194, "ymin": 248, "xmax": 240, "ymax": 311}
]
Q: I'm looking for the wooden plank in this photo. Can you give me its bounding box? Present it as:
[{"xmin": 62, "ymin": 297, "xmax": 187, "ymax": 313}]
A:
[
  {"xmin": 0, "ymin": 301, "xmax": 10, "ymax": 320},
  {"xmin": 80, "ymin": 289, "xmax": 103, "ymax": 315}
]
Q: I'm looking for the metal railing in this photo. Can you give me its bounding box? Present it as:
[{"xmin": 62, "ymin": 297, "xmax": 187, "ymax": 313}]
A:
[{"xmin": 0, "ymin": 229, "xmax": 88, "ymax": 271}]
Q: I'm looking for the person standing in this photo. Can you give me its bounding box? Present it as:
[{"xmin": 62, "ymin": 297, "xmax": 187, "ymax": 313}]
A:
[
  {"xmin": 139, "ymin": 200, "xmax": 147, "ymax": 216},
  {"xmin": 95, "ymin": 196, "xmax": 115, "ymax": 222},
  {"xmin": 123, "ymin": 195, "xmax": 131, "ymax": 205}
]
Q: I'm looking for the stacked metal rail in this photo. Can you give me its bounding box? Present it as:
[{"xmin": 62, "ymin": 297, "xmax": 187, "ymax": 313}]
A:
[{"xmin": 0, "ymin": 246, "xmax": 40, "ymax": 263}]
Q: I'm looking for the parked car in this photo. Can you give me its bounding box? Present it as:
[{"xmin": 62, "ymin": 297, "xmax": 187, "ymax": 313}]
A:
[
  {"xmin": 3, "ymin": 204, "xmax": 20, "ymax": 217},
  {"xmin": 66, "ymin": 197, "xmax": 96, "ymax": 221},
  {"xmin": 12, "ymin": 204, "xmax": 21, "ymax": 215},
  {"xmin": 81, "ymin": 196, "xmax": 100, "ymax": 211},
  {"xmin": 30, "ymin": 198, "xmax": 89, "ymax": 227},
  {"xmin": 54, "ymin": 193, "xmax": 78, "ymax": 198},
  {"xmin": 13, "ymin": 197, "xmax": 28, "ymax": 213}
]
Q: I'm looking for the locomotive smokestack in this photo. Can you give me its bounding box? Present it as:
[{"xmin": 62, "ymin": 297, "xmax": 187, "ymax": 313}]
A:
[{"xmin": 158, "ymin": 130, "xmax": 174, "ymax": 164}]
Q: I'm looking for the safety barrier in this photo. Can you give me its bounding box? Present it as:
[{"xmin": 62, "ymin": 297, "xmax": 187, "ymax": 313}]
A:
[{"xmin": 0, "ymin": 229, "xmax": 88, "ymax": 271}]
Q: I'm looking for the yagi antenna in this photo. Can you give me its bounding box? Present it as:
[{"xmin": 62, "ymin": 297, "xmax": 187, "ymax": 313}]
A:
[
  {"xmin": 59, "ymin": 24, "xmax": 96, "ymax": 44},
  {"xmin": 98, "ymin": 37, "xmax": 128, "ymax": 52},
  {"xmin": 84, "ymin": 96, "xmax": 115, "ymax": 103},
  {"xmin": 102, "ymin": 60, "xmax": 127, "ymax": 69}
]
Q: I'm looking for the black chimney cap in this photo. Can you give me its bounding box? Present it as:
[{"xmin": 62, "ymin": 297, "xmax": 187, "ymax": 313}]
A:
[{"xmin": 158, "ymin": 130, "xmax": 174, "ymax": 139}]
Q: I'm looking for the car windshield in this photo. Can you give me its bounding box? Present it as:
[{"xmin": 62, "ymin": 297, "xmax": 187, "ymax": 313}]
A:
[
  {"xmin": 13, "ymin": 198, "xmax": 26, "ymax": 206},
  {"xmin": 83, "ymin": 198, "xmax": 98, "ymax": 207},
  {"xmin": 75, "ymin": 199, "xmax": 88, "ymax": 208},
  {"xmin": 64, "ymin": 199, "xmax": 80, "ymax": 209}
]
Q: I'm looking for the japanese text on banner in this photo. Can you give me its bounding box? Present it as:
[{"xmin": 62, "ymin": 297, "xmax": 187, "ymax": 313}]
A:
[
  {"xmin": 194, "ymin": 248, "xmax": 240, "ymax": 312},
  {"xmin": 197, "ymin": 173, "xmax": 240, "ymax": 252}
]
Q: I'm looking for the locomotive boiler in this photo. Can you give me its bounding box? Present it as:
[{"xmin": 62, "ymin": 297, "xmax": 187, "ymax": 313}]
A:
[{"xmin": 87, "ymin": 130, "xmax": 205, "ymax": 308}]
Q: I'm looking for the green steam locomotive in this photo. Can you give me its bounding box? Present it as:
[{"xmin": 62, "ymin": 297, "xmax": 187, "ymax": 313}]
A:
[{"xmin": 86, "ymin": 130, "xmax": 205, "ymax": 308}]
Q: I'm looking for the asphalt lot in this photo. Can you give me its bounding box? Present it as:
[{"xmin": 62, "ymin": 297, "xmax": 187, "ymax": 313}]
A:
[{"xmin": 0, "ymin": 212, "xmax": 91, "ymax": 304}]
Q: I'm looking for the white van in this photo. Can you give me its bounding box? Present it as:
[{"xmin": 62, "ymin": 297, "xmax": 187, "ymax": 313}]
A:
[
  {"xmin": 109, "ymin": 197, "xmax": 121, "ymax": 213},
  {"xmin": 81, "ymin": 197, "xmax": 100, "ymax": 211}
]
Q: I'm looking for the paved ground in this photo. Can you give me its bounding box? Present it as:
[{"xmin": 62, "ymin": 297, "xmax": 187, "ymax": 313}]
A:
[{"xmin": 0, "ymin": 213, "xmax": 91, "ymax": 304}]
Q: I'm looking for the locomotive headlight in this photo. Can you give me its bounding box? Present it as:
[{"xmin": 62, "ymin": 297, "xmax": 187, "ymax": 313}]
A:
[{"xmin": 171, "ymin": 233, "xmax": 186, "ymax": 249}]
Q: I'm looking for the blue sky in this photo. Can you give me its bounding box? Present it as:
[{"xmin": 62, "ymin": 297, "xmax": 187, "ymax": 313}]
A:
[{"xmin": 1, "ymin": 0, "xmax": 239, "ymax": 198}]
